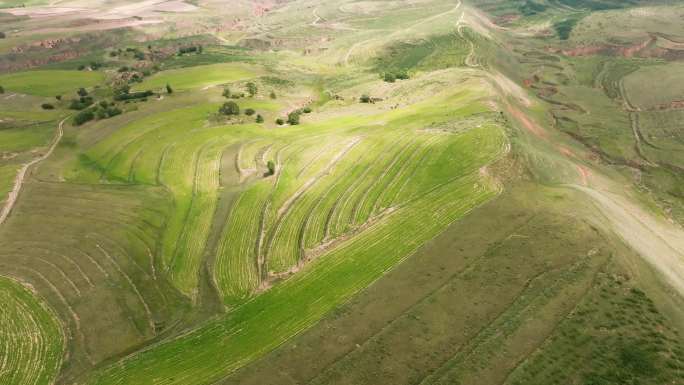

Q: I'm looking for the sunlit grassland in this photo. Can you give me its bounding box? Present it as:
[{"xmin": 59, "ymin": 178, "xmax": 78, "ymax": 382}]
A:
[
  {"xmin": 134, "ymin": 63, "xmax": 258, "ymax": 92},
  {"xmin": 0, "ymin": 70, "xmax": 104, "ymax": 96},
  {"xmin": 0, "ymin": 122, "xmax": 55, "ymax": 153},
  {"xmin": 81, "ymin": 82, "xmax": 507, "ymax": 383}
]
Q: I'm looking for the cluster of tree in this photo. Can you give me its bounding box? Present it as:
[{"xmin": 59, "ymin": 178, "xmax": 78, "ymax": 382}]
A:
[
  {"xmin": 113, "ymin": 86, "xmax": 154, "ymax": 102},
  {"xmin": 73, "ymin": 101, "xmax": 122, "ymax": 126},
  {"xmin": 94, "ymin": 101, "xmax": 122, "ymax": 119},
  {"xmin": 223, "ymin": 87, "xmax": 245, "ymax": 99},
  {"xmin": 278, "ymin": 106, "xmax": 312, "ymax": 126},
  {"xmin": 178, "ymin": 45, "xmax": 203, "ymax": 56},
  {"xmin": 382, "ymin": 71, "xmax": 409, "ymax": 83},
  {"xmin": 69, "ymin": 89, "xmax": 94, "ymax": 110},
  {"xmin": 73, "ymin": 110, "xmax": 95, "ymax": 126},
  {"xmin": 222, "ymin": 83, "xmax": 257, "ymax": 99},
  {"xmin": 124, "ymin": 47, "xmax": 146, "ymax": 60},
  {"xmin": 217, "ymin": 102, "xmax": 264, "ymax": 123}
]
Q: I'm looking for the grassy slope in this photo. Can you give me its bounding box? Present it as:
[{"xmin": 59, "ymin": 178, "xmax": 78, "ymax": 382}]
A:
[
  {"xmin": 0, "ymin": 276, "xmax": 64, "ymax": 385},
  {"xmin": 0, "ymin": 70, "xmax": 104, "ymax": 96},
  {"xmin": 224, "ymin": 183, "xmax": 684, "ymax": 385},
  {"xmin": 134, "ymin": 63, "xmax": 257, "ymax": 91},
  {"xmin": 84, "ymin": 106, "xmax": 505, "ymax": 384}
]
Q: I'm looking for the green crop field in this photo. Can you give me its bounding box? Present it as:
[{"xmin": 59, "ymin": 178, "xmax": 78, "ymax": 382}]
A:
[
  {"xmin": 1, "ymin": 0, "xmax": 683, "ymax": 384},
  {"xmin": 134, "ymin": 63, "xmax": 258, "ymax": 92},
  {"xmin": 0, "ymin": 276, "xmax": 64, "ymax": 385},
  {"xmin": 0, "ymin": 70, "xmax": 104, "ymax": 97}
]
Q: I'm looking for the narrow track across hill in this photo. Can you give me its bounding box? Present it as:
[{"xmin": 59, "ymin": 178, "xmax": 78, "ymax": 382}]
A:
[{"xmin": 0, "ymin": 117, "xmax": 66, "ymax": 225}]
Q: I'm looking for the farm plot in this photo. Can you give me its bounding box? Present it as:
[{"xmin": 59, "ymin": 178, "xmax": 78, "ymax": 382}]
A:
[
  {"xmin": 623, "ymin": 63, "xmax": 684, "ymax": 110},
  {"xmin": 0, "ymin": 70, "xmax": 104, "ymax": 97},
  {"xmin": 134, "ymin": 63, "xmax": 257, "ymax": 92},
  {"xmin": 84, "ymin": 113, "xmax": 506, "ymax": 384},
  {"xmin": 0, "ymin": 276, "xmax": 63, "ymax": 385},
  {"xmin": 0, "ymin": 181, "xmax": 186, "ymax": 378}
]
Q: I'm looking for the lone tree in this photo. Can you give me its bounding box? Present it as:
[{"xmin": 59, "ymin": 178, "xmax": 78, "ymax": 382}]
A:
[
  {"xmin": 222, "ymin": 87, "xmax": 231, "ymax": 98},
  {"xmin": 219, "ymin": 101, "xmax": 240, "ymax": 116},
  {"xmin": 77, "ymin": 88, "xmax": 88, "ymax": 97},
  {"xmin": 360, "ymin": 94, "xmax": 371, "ymax": 103},
  {"xmin": 255, "ymin": 114, "xmax": 264, "ymax": 123},
  {"xmin": 0, "ymin": 85, "xmax": 4, "ymax": 94},
  {"xmin": 0, "ymin": 32, "xmax": 6, "ymax": 39},
  {"xmin": 166, "ymin": 84, "xmax": 173, "ymax": 94},
  {"xmin": 244, "ymin": 108, "xmax": 255, "ymax": 116},
  {"xmin": 266, "ymin": 160, "xmax": 276, "ymax": 176},
  {"xmin": 246, "ymin": 82, "xmax": 258, "ymax": 97},
  {"xmin": 269, "ymin": 91, "xmax": 277, "ymax": 99},
  {"xmin": 275, "ymin": 118, "xmax": 285, "ymax": 125}
]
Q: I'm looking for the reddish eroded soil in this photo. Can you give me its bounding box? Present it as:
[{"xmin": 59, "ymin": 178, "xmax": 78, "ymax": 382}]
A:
[
  {"xmin": 552, "ymin": 35, "xmax": 661, "ymax": 58},
  {"xmin": 505, "ymin": 103, "xmax": 546, "ymax": 139},
  {"xmin": 650, "ymin": 100, "xmax": 684, "ymax": 111}
]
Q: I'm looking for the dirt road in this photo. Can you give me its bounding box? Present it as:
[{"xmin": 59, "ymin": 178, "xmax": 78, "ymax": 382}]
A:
[
  {"xmin": 575, "ymin": 185, "xmax": 684, "ymax": 296},
  {"xmin": 0, "ymin": 117, "xmax": 66, "ymax": 226}
]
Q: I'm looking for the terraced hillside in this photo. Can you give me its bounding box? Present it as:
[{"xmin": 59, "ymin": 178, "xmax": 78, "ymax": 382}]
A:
[{"xmin": 0, "ymin": 0, "xmax": 683, "ymax": 384}]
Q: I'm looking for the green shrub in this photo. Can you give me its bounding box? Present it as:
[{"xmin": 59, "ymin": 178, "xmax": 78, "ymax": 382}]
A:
[
  {"xmin": 73, "ymin": 110, "xmax": 95, "ymax": 126},
  {"xmin": 246, "ymin": 82, "xmax": 257, "ymax": 97},
  {"xmin": 266, "ymin": 160, "xmax": 276, "ymax": 176},
  {"xmin": 219, "ymin": 101, "xmax": 240, "ymax": 115},
  {"xmin": 114, "ymin": 90, "xmax": 154, "ymax": 101},
  {"xmin": 69, "ymin": 96, "xmax": 94, "ymax": 110},
  {"xmin": 287, "ymin": 111, "xmax": 301, "ymax": 125}
]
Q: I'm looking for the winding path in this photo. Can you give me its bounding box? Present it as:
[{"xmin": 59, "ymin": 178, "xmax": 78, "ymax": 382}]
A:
[{"xmin": 0, "ymin": 117, "xmax": 66, "ymax": 225}]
